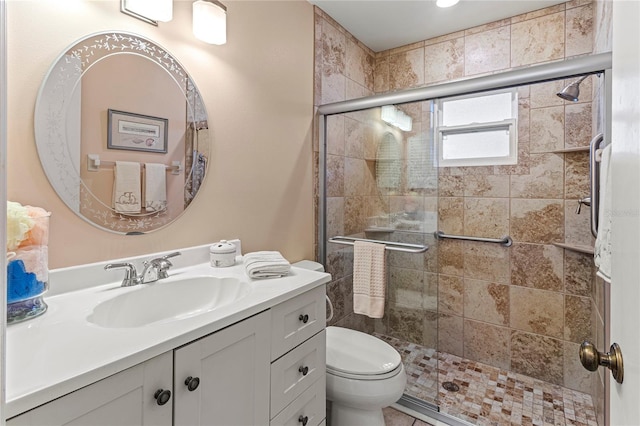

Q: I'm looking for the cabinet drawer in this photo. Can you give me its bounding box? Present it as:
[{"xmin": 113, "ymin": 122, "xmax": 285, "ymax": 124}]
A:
[
  {"xmin": 271, "ymin": 330, "xmax": 326, "ymax": 417},
  {"xmin": 270, "ymin": 377, "xmax": 325, "ymax": 426},
  {"xmin": 271, "ymin": 286, "xmax": 326, "ymax": 360}
]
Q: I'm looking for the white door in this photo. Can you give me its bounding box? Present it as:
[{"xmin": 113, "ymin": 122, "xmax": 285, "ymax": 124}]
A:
[{"xmin": 609, "ymin": 0, "xmax": 640, "ymax": 424}]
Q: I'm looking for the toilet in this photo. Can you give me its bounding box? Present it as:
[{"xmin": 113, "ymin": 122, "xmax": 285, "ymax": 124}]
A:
[
  {"xmin": 292, "ymin": 261, "xmax": 406, "ymax": 426},
  {"xmin": 325, "ymin": 326, "xmax": 406, "ymax": 426}
]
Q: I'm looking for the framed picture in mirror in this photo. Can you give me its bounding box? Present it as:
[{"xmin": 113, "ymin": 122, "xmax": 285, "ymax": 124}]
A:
[{"xmin": 107, "ymin": 109, "xmax": 168, "ymax": 153}]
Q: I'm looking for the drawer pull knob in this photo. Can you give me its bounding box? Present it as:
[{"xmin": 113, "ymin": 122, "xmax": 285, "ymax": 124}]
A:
[
  {"xmin": 298, "ymin": 365, "xmax": 309, "ymax": 376},
  {"xmin": 154, "ymin": 389, "xmax": 171, "ymax": 406},
  {"xmin": 184, "ymin": 376, "xmax": 200, "ymax": 391},
  {"xmin": 298, "ymin": 314, "xmax": 309, "ymax": 323},
  {"xmin": 298, "ymin": 415, "xmax": 309, "ymax": 426}
]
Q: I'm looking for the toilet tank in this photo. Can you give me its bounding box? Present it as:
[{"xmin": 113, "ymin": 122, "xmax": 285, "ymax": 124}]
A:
[{"xmin": 293, "ymin": 260, "xmax": 325, "ymax": 272}]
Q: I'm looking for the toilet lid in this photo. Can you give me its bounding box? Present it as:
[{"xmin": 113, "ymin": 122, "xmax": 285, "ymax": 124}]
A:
[{"xmin": 326, "ymin": 327, "xmax": 401, "ymax": 376}]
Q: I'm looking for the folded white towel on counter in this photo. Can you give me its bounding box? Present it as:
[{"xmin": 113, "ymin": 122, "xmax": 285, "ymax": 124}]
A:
[
  {"xmin": 594, "ymin": 144, "xmax": 612, "ymax": 283},
  {"xmin": 144, "ymin": 163, "xmax": 167, "ymax": 212},
  {"xmin": 244, "ymin": 251, "xmax": 291, "ymax": 279},
  {"xmin": 113, "ymin": 161, "xmax": 141, "ymax": 214}
]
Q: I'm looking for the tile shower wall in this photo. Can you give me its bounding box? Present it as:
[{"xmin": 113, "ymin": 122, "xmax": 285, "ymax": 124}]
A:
[{"xmin": 314, "ymin": 0, "xmax": 610, "ymax": 422}]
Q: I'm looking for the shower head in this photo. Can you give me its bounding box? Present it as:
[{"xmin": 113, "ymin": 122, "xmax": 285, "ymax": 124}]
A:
[{"xmin": 556, "ymin": 75, "xmax": 588, "ymax": 102}]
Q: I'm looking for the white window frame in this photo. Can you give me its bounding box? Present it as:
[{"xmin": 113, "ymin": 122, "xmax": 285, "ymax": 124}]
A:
[{"xmin": 436, "ymin": 88, "xmax": 518, "ymax": 167}]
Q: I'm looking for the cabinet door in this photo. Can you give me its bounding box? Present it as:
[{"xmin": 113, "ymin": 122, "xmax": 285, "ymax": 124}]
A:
[
  {"xmin": 8, "ymin": 352, "xmax": 173, "ymax": 426},
  {"xmin": 174, "ymin": 310, "xmax": 271, "ymax": 426}
]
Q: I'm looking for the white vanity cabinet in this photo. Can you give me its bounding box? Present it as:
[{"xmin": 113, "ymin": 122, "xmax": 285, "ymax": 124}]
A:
[
  {"xmin": 173, "ymin": 309, "xmax": 271, "ymax": 425},
  {"xmin": 7, "ymin": 285, "xmax": 327, "ymax": 426},
  {"xmin": 7, "ymin": 352, "xmax": 174, "ymax": 426}
]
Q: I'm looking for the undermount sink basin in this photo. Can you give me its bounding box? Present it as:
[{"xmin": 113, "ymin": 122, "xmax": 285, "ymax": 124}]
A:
[{"xmin": 87, "ymin": 276, "xmax": 251, "ymax": 328}]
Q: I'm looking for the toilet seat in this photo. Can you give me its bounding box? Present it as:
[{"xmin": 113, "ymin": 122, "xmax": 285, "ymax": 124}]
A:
[{"xmin": 326, "ymin": 326, "xmax": 402, "ymax": 381}]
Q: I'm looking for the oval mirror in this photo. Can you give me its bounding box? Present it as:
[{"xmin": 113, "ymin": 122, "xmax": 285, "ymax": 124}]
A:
[{"xmin": 34, "ymin": 31, "xmax": 209, "ymax": 234}]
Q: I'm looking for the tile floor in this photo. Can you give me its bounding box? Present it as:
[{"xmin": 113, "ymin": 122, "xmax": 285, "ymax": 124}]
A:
[
  {"xmin": 383, "ymin": 407, "xmax": 435, "ymax": 426},
  {"xmin": 376, "ymin": 334, "xmax": 599, "ymax": 426}
]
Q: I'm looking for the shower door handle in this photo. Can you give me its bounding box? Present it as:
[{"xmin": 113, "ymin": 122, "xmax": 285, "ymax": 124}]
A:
[{"xmin": 579, "ymin": 340, "xmax": 624, "ymax": 384}]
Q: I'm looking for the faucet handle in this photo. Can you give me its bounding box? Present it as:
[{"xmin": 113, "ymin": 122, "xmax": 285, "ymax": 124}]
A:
[
  {"xmin": 104, "ymin": 262, "xmax": 141, "ymax": 287},
  {"xmin": 161, "ymin": 252, "xmax": 181, "ymax": 261},
  {"xmin": 154, "ymin": 252, "xmax": 182, "ymax": 279}
]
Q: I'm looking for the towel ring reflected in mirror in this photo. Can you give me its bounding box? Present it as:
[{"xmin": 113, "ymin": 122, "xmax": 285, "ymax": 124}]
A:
[{"xmin": 34, "ymin": 31, "xmax": 210, "ymax": 235}]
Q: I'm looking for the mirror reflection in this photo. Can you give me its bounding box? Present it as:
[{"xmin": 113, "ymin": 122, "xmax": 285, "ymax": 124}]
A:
[{"xmin": 34, "ymin": 32, "xmax": 209, "ymax": 234}]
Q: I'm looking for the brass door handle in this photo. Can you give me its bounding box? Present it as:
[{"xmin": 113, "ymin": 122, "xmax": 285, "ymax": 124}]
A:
[{"xmin": 579, "ymin": 341, "xmax": 624, "ymax": 384}]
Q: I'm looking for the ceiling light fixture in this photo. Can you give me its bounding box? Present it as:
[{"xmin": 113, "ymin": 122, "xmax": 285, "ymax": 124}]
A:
[
  {"xmin": 121, "ymin": 0, "xmax": 173, "ymax": 26},
  {"xmin": 436, "ymin": 0, "xmax": 460, "ymax": 8},
  {"xmin": 193, "ymin": 0, "xmax": 227, "ymax": 45},
  {"xmin": 381, "ymin": 105, "xmax": 412, "ymax": 132}
]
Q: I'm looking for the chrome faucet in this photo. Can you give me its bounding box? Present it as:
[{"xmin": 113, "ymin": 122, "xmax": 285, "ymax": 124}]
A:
[
  {"xmin": 104, "ymin": 252, "xmax": 181, "ymax": 287},
  {"xmin": 141, "ymin": 252, "xmax": 181, "ymax": 283}
]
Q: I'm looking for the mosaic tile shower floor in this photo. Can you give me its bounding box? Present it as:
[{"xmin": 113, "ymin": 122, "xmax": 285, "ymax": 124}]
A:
[{"xmin": 375, "ymin": 334, "xmax": 598, "ymax": 426}]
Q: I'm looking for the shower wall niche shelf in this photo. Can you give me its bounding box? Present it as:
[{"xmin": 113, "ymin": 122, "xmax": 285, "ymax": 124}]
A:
[
  {"xmin": 551, "ymin": 146, "xmax": 590, "ymax": 153},
  {"xmin": 552, "ymin": 242, "xmax": 594, "ymax": 255}
]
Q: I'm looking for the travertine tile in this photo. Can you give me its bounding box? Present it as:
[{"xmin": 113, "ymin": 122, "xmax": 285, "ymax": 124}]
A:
[
  {"xmin": 494, "ymin": 142, "xmax": 531, "ymax": 176},
  {"xmin": 344, "ymin": 157, "xmax": 364, "ymax": 196},
  {"xmin": 511, "ymin": 243, "xmax": 564, "ymax": 291},
  {"xmin": 565, "ymin": 151, "xmax": 590, "ymax": 199},
  {"xmin": 510, "ymin": 286, "xmax": 564, "ymax": 338},
  {"xmin": 321, "ymin": 72, "xmax": 345, "ymax": 104},
  {"xmin": 464, "ymin": 26, "xmax": 510, "ymax": 76},
  {"xmin": 566, "ymin": 4, "xmax": 594, "ymax": 57},
  {"xmin": 565, "ymin": 201, "xmax": 594, "ymax": 246},
  {"xmin": 389, "ymin": 232, "xmax": 426, "ymax": 270},
  {"xmin": 321, "ymin": 19, "xmax": 345, "ymax": 75},
  {"xmin": 438, "ymin": 197, "xmax": 464, "ymax": 235},
  {"xmin": 510, "ymin": 153, "xmax": 564, "ymax": 199},
  {"xmin": 511, "ymin": 331, "xmax": 564, "ymax": 385},
  {"xmin": 326, "ymin": 197, "xmax": 344, "ymax": 243},
  {"xmin": 563, "ymin": 341, "xmax": 592, "ymax": 394},
  {"xmin": 463, "ymin": 242, "xmax": 510, "ymax": 284},
  {"xmin": 530, "ymin": 106, "xmax": 565, "ymax": 153},
  {"xmin": 423, "ymin": 272, "xmax": 439, "ymax": 311},
  {"xmin": 344, "ymin": 117, "xmax": 365, "ymax": 158},
  {"xmin": 439, "ymin": 174, "xmax": 464, "ymax": 197},
  {"xmin": 565, "ymin": 250, "xmax": 593, "ymax": 297},
  {"xmin": 422, "ymin": 310, "xmax": 439, "ymax": 348},
  {"xmin": 326, "ymin": 115, "xmax": 345, "ymax": 156},
  {"xmin": 344, "ymin": 196, "xmax": 365, "ymax": 235},
  {"xmin": 463, "ymin": 175, "xmax": 510, "ymax": 197},
  {"xmin": 389, "ymin": 48, "xmax": 425, "ymax": 90},
  {"xmin": 325, "ymin": 246, "xmax": 346, "ymax": 279},
  {"xmin": 388, "ymin": 307, "xmax": 425, "ymax": 344},
  {"xmin": 511, "ymin": 3, "xmax": 565, "ymax": 24},
  {"xmin": 565, "ymin": 102, "xmax": 592, "ymax": 148},
  {"xmin": 424, "ymin": 38, "xmax": 465, "ymax": 85},
  {"xmin": 439, "ymin": 275, "xmax": 464, "ymax": 315},
  {"xmin": 326, "ymin": 154, "xmax": 344, "ymax": 197},
  {"xmin": 389, "ymin": 267, "xmax": 424, "ymax": 310},
  {"xmin": 565, "ymin": 294, "xmax": 592, "ymax": 343},
  {"xmin": 438, "ymin": 239, "xmax": 464, "ymax": 277},
  {"xmin": 326, "ymin": 275, "xmax": 353, "ymax": 325},
  {"xmin": 530, "ymin": 80, "xmax": 566, "ymax": 108},
  {"xmin": 438, "ymin": 313, "xmax": 463, "ymax": 357},
  {"xmin": 465, "ymin": 18, "xmax": 511, "ymax": 36},
  {"xmin": 382, "ymin": 407, "xmax": 416, "ymax": 426},
  {"xmin": 463, "ymin": 198, "xmax": 510, "ymax": 239},
  {"xmin": 464, "ymin": 278, "xmax": 509, "ymax": 326},
  {"xmin": 511, "ymin": 199, "xmax": 564, "ymax": 244},
  {"xmin": 464, "ymin": 320, "xmax": 511, "ymax": 370},
  {"xmin": 346, "ymin": 38, "xmax": 374, "ymax": 90},
  {"xmin": 518, "ymin": 96, "xmax": 531, "ymax": 144},
  {"xmin": 374, "ymin": 55, "xmax": 389, "ymax": 93},
  {"xmin": 511, "ymin": 12, "xmax": 565, "ymax": 67}
]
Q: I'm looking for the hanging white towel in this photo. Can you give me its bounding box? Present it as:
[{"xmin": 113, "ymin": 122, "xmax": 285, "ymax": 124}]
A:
[
  {"xmin": 144, "ymin": 163, "xmax": 167, "ymax": 212},
  {"xmin": 594, "ymin": 144, "xmax": 612, "ymax": 283},
  {"xmin": 113, "ymin": 161, "xmax": 141, "ymax": 214},
  {"xmin": 353, "ymin": 241, "xmax": 386, "ymax": 318}
]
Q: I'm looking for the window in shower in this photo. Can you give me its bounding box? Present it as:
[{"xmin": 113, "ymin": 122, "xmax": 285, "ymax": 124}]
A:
[{"xmin": 436, "ymin": 88, "xmax": 518, "ymax": 167}]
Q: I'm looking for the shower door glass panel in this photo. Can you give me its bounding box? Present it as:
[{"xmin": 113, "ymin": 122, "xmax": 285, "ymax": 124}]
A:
[{"xmin": 323, "ymin": 100, "xmax": 440, "ymax": 408}]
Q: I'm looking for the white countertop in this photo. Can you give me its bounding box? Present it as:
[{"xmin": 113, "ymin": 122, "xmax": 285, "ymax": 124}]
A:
[{"xmin": 6, "ymin": 244, "xmax": 330, "ymax": 418}]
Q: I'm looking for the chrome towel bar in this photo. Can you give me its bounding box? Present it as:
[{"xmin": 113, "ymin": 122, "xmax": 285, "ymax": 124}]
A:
[
  {"xmin": 434, "ymin": 231, "xmax": 513, "ymax": 247},
  {"xmin": 328, "ymin": 236, "xmax": 428, "ymax": 253},
  {"xmin": 589, "ymin": 133, "xmax": 605, "ymax": 238}
]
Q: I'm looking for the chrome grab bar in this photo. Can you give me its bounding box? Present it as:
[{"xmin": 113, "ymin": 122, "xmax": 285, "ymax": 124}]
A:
[
  {"xmin": 589, "ymin": 133, "xmax": 605, "ymax": 238},
  {"xmin": 434, "ymin": 230, "xmax": 513, "ymax": 247},
  {"xmin": 328, "ymin": 236, "xmax": 428, "ymax": 253}
]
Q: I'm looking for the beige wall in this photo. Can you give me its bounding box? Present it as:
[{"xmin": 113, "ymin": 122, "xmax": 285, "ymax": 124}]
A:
[{"xmin": 7, "ymin": 0, "xmax": 315, "ymax": 268}]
